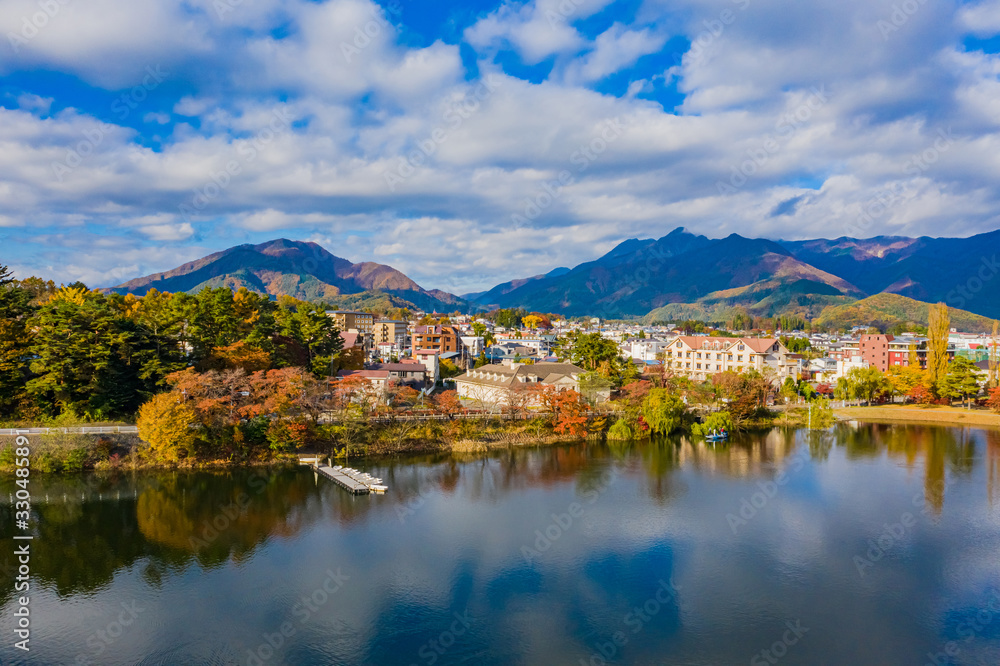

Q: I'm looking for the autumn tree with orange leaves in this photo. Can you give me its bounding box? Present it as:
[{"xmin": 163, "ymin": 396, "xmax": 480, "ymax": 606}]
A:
[{"xmin": 533, "ymin": 385, "xmax": 589, "ymax": 437}]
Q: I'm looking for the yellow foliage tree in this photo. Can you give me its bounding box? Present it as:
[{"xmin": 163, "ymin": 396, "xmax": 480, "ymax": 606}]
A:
[
  {"xmin": 989, "ymin": 320, "xmax": 999, "ymax": 389},
  {"xmin": 137, "ymin": 393, "xmax": 198, "ymax": 461},
  {"xmin": 886, "ymin": 364, "xmax": 927, "ymax": 397},
  {"xmin": 48, "ymin": 285, "xmax": 89, "ymax": 306},
  {"xmin": 522, "ymin": 315, "xmax": 543, "ymax": 330},
  {"xmin": 206, "ymin": 340, "xmax": 271, "ymax": 372},
  {"xmin": 927, "ymin": 302, "xmax": 950, "ymax": 395}
]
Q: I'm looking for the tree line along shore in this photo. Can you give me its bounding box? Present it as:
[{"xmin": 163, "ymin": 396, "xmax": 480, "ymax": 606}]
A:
[{"xmin": 2, "ymin": 267, "xmax": 999, "ymax": 474}]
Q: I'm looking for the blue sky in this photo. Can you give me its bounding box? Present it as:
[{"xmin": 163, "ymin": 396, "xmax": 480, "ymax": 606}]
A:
[{"xmin": 1, "ymin": 0, "xmax": 1000, "ymax": 293}]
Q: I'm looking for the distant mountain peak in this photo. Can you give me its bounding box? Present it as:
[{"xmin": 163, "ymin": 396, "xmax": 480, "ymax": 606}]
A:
[{"xmin": 108, "ymin": 239, "xmax": 466, "ymax": 311}]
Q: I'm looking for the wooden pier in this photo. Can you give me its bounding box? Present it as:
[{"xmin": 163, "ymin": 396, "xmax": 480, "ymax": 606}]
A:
[
  {"xmin": 301, "ymin": 456, "xmax": 387, "ymax": 495},
  {"xmin": 316, "ymin": 465, "xmax": 370, "ymax": 494}
]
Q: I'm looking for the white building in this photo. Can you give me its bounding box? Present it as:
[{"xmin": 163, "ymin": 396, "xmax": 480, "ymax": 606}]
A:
[
  {"xmin": 453, "ymin": 362, "xmax": 592, "ymax": 410},
  {"xmin": 625, "ymin": 338, "xmax": 674, "ymax": 362},
  {"xmin": 664, "ymin": 336, "xmax": 798, "ymax": 381}
]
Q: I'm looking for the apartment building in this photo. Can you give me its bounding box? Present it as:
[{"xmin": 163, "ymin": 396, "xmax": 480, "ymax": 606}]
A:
[
  {"xmin": 413, "ymin": 325, "xmax": 459, "ymax": 354},
  {"xmin": 374, "ymin": 319, "xmax": 409, "ymax": 350},
  {"xmin": 664, "ymin": 336, "xmax": 798, "ymax": 381}
]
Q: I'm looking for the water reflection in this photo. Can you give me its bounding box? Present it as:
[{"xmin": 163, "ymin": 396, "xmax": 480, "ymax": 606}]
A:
[
  {"xmin": 0, "ymin": 424, "xmax": 997, "ymax": 665},
  {"xmin": 0, "ymin": 423, "xmax": 993, "ymax": 596}
]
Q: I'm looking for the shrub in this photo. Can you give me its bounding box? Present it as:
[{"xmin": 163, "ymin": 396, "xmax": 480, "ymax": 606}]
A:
[
  {"xmin": 62, "ymin": 447, "xmax": 89, "ymax": 473},
  {"xmin": 607, "ymin": 419, "xmax": 634, "ymax": 441},
  {"xmin": 692, "ymin": 411, "xmax": 734, "ymax": 436},
  {"xmin": 93, "ymin": 437, "xmax": 114, "ymax": 461},
  {"xmin": 35, "ymin": 452, "xmax": 62, "ymax": 473},
  {"xmin": 266, "ymin": 420, "xmax": 309, "ymax": 453},
  {"xmin": 0, "ymin": 446, "xmax": 15, "ymax": 467}
]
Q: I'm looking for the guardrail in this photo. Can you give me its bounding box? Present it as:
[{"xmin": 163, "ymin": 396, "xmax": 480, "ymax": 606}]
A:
[{"xmin": 0, "ymin": 426, "xmax": 139, "ymax": 436}]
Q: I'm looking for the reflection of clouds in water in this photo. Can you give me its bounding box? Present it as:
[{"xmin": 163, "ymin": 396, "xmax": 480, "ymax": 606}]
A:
[{"xmin": 2, "ymin": 426, "xmax": 1000, "ymax": 664}]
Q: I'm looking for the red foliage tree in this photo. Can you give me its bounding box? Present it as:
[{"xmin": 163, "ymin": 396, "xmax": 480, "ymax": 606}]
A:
[
  {"xmin": 535, "ymin": 386, "xmax": 589, "ymax": 436},
  {"xmin": 986, "ymin": 387, "xmax": 1000, "ymax": 413},
  {"xmin": 433, "ymin": 390, "xmax": 464, "ymax": 419}
]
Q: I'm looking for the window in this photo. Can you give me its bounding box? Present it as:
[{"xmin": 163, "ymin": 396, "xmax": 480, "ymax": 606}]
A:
[
  {"xmin": 696, "ymin": 363, "xmax": 702, "ymax": 369},
  {"xmin": 727, "ymin": 354, "xmax": 733, "ymax": 361},
  {"xmin": 716, "ymin": 354, "xmax": 722, "ymax": 360},
  {"xmin": 738, "ymin": 344, "xmax": 745, "ymax": 350},
  {"xmin": 738, "ymin": 355, "xmax": 743, "ymax": 362},
  {"xmin": 696, "ymin": 353, "xmax": 702, "ymax": 359}
]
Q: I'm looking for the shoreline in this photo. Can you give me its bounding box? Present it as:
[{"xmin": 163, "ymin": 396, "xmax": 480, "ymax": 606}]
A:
[
  {"xmin": 0, "ymin": 429, "xmax": 589, "ymax": 476},
  {"xmin": 833, "ymin": 405, "xmax": 1000, "ymax": 429}
]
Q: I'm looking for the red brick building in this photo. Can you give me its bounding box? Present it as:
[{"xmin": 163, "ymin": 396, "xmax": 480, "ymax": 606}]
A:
[{"xmin": 413, "ymin": 325, "xmax": 459, "ymax": 354}]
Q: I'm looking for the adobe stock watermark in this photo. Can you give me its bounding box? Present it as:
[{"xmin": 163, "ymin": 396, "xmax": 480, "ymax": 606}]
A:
[
  {"xmin": 922, "ymin": 590, "xmax": 1000, "ymax": 666},
  {"xmin": 510, "ymin": 117, "xmax": 628, "ymax": 228},
  {"xmin": 407, "ymin": 610, "xmax": 473, "ymax": 666},
  {"xmin": 520, "ymin": 466, "xmax": 617, "ymax": 564},
  {"xmin": 71, "ymin": 601, "xmax": 145, "ymax": 666},
  {"xmin": 853, "ymin": 477, "xmax": 955, "ymax": 577},
  {"xmin": 213, "ymin": 0, "xmax": 247, "ymax": 21},
  {"xmin": 946, "ymin": 254, "xmax": 1000, "ymax": 310},
  {"xmin": 341, "ymin": 1, "xmax": 402, "ymax": 62},
  {"xmin": 716, "ymin": 86, "xmax": 830, "ymax": 195},
  {"xmin": 245, "ymin": 567, "xmax": 350, "ymax": 665},
  {"xmin": 750, "ymin": 620, "xmax": 809, "ymax": 665},
  {"xmin": 877, "ymin": 0, "xmax": 929, "ymax": 40},
  {"xmin": 6, "ymin": 0, "xmax": 73, "ymax": 54},
  {"xmin": 579, "ymin": 578, "xmax": 681, "ymax": 666},
  {"xmin": 675, "ymin": 0, "xmax": 753, "ymax": 67},
  {"xmin": 725, "ymin": 446, "xmax": 809, "ymax": 534},
  {"xmin": 51, "ymin": 65, "xmax": 169, "ymax": 182},
  {"xmin": 545, "ymin": 0, "xmax": 590, "ymax": 28},
  {"xmin": 383, "ymin": 75, "xmax": 502, "ymax": 191},
  {"xmin": 847, "ymin": 127, "xmax": 955, "ymax": 237},
  {"xmin": 395, "ymin": 483, "xmax": 439, "ymax": 523},
  {"xmin": 179, "ymin": 108, "xmax": 293, "ymax": 222}
]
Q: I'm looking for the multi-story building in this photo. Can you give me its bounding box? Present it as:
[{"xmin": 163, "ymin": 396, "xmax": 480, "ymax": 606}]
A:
[
  {"xmin": 454, "ymin": 361, "xmax": 599, "ymax": 407},
  {"xmin": 624, "ymin": 338, "xmax": 674, "ymax": 362},
  {"xmin": 886, "ymin": 336, "xmax": 955, "ymax": 369},
  {"xmin": 860, "ymin": 334, "xmax": 893, "ymax": 372},
  {"xmin": 327, "ymin": 310, "xmax": 375, "ymax": 350},
  {"xmin": 413, "ymin": 325, "xmax": 459, "ymax": 354},
  {"xmin": 460, "ymin": 336, "xmax": 485, "ymax": 358},
  {"xmin": 374, "ymin": 319, "xmax": 409, "ymax": 350},
  {"xmin": 663, "ymin": 336, "xmax": 798, "ymax": 381}
]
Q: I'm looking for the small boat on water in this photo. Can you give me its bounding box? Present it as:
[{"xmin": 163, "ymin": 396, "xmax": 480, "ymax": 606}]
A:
[{"xmin": 704, "ymin": 432, "xmax": 729, "ymax": 442}]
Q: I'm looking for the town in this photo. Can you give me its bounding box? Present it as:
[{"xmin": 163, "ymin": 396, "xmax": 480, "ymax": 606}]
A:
[{"xmin": 325, "ymin": 306, "xmax": 994, "ymax": 411}]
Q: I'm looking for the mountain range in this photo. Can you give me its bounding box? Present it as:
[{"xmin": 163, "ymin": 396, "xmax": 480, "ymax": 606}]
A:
[
  {"xmin": 467, "ymin": 227, "xmax": 1000, "ymax": 323},
  {"xmin": 107, "ymin": 229, "xmax": 1000, "ymax": 329}
]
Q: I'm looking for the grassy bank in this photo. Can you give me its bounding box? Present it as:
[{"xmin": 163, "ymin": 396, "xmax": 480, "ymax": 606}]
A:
[{"xmin": 834, "ymin": 405, "xmax": 1000, "ymax": 428}]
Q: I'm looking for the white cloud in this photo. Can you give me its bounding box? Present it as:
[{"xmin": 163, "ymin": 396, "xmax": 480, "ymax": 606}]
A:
[{"xmin": 2, "ymin": 0, "xmax": 1000, "ymax": 293}]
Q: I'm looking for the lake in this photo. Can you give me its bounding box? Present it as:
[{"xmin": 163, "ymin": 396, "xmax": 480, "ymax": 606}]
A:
[{"xmin": 1, "ymin": 423, "xmax": 999, "ymax": 665}]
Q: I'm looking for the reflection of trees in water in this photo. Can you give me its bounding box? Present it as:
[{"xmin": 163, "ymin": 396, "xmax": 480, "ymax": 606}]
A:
[
  {"xmin": 634, "ymin": 438, "xmax": 682, "ymax": 503},
  {"xmin": 136, "ymin": 468, "xmax": 320, "ymax": 567},
  {"xmin": 807, "ymin": 429, "xmax": 834, "ymax": 461},
  {"xmin": 987, "ymin": 431, "xmax": 1000, "ymax": 507},
  {"xmin": 836, "ymin": 422, "xmax": 984, "ymax": 515},
  {"xmin": 0, "ymin": 469, "xmax": 324, "ymax": 606}
]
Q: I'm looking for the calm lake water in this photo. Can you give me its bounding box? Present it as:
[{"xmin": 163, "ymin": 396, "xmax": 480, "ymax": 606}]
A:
[{"xmin": 1, "ymin": 423, "xmax": 1000, "ymax": 665}]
